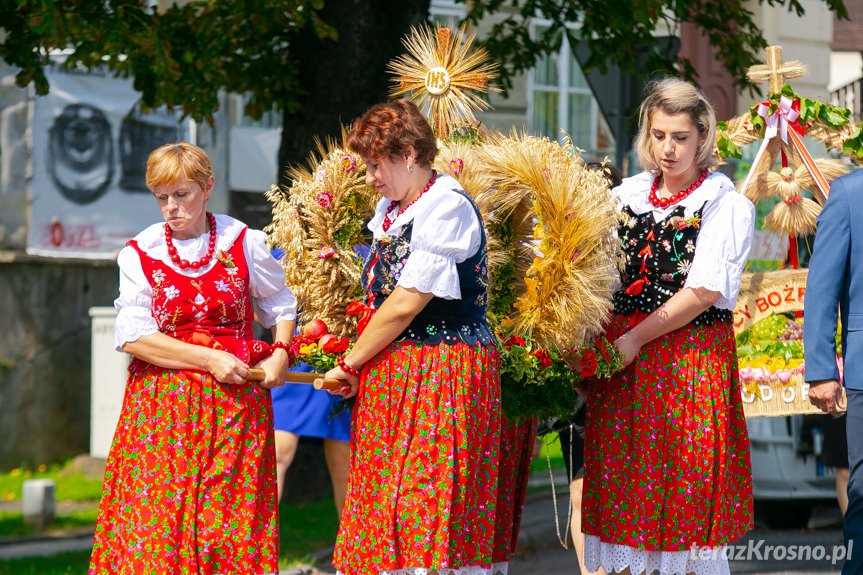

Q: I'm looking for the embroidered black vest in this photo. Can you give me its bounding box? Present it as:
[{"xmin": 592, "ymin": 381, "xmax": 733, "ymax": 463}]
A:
[
  {"xmin": 613, "ymin": 204, "xmax": 731, "ymax": 325},
  {"xmin": 360, "ymin": 189, "xmax": 494, "ymax": 346}
]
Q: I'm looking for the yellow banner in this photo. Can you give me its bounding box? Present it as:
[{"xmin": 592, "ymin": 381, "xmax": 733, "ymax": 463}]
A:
[{"xmin": 733, "ymin": 269, "xmax": 808, "ymax": 333}]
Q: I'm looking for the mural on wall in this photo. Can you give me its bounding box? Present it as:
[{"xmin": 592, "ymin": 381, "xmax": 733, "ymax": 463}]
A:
[
  {"xmin": 48, "ymin": 103, "xmax": 115, "ymax": 205},
  {"xmin": 119, "ymin": 108, "xmax": 184, "ymax": 192},
  {"xmin": 29, "ymin": 67, "xmax": 189, "ymax": 258}
]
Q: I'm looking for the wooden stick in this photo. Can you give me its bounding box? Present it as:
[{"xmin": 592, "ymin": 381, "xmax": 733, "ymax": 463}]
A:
[
  {"xmin": 248, "ymin": 368, "xmax": 266, "ymax": 381},
  {"xmin": 248, "ymin": 369, "xmax": 322, "ymax": 382},
  {"xmin": 314, "ymin": 378, "xmax": 347, "ymax": 391},
  {"xmin": 247, "ymin": 368, "xmax": 347, "ymax": 391},
  {"xmin": 284, "ymin": 371, "xmax": 325, "ymax": 384}
]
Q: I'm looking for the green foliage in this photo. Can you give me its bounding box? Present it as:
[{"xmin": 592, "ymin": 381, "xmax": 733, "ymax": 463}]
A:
[
  {"xmin": 443, "ymin": 123, "xmax": 485, "ymax": 145},
  {"xmin": 744, "ymin": 84, "xmax": 863, "ymax": 158},
  {"xmin": 487, "ymin": 221, "xmax": 519, "ymax": 321},
  {"xmin": 1, "ymin": 0, "xmax": 849, "ymax": 126},
  {"xmin": 843, "ymin": 125, "xmax": 863, "ymax": 159},
  {"xmin": 498, "ymin": 341, "xmax": 579, "ymax": 421},
  {"xmin": 0, "ymin": 0, "xmax": 335, "ymax": 122},
  {"xmin": 463, "ymin": 0, "xmax": 849, "ymax": 97},
  {"xmin": 716, "ymin": 121, "xmax": 742, "ymax": 160}
]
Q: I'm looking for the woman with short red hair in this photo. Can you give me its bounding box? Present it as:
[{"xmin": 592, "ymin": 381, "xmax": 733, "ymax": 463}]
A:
[{"xmin": 325, "ymin": 99, "xmax": 504, "ymax": 575}]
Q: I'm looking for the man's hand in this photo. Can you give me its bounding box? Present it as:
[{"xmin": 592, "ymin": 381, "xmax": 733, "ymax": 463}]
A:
[{"xmin": 808, "ymin": 379, "xmax": 846, "ymax": 416}]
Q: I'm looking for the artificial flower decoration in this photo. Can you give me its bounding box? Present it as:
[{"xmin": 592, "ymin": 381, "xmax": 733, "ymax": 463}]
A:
[
  {"xmin": 450, "ymin": 157, "xmax": 464, "ymax": 175},
  {"xmin": 317, "ymin": 191, "xmax": 333, "ymax": 208},
  {"xmin": 321, "ymin": 336, "xmax": 351, "ymax": 354},
  {"xmin": 319, "ymin": 246, "xmax": 336, "ymax": 259},
  {"xmin": 216, "ymin": 251, "xmax": 235, "ymax": 269},
  {"xmin": 314, "ymin": 166, "xmax": 328, "ymax": 183},
  {"xmin": 529, "ymin": 348, "xmax": 552, "ymax": 369},
  {"xmin": 342, "ymin": 154, "xmax": 357, "ymax": 172}
]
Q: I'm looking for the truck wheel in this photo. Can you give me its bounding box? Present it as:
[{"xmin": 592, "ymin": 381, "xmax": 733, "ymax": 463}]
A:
[{"xmin": 756, "ymin": 499, "xmax": 813, "ymax": 529}]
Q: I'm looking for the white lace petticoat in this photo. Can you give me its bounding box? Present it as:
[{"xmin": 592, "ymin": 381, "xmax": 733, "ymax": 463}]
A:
[
  {"xmin": 584, "ymin": 535, "xmax": 729, "ymax": 575},
  {"xmin": 337, "ymin": 562, "xmax": 508, "ymax": 575}
]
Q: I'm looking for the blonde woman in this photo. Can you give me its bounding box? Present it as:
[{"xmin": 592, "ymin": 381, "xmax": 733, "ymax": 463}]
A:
[{"xmin": 582, "ymin": 79, "xmax": 755, "ymax": 575}]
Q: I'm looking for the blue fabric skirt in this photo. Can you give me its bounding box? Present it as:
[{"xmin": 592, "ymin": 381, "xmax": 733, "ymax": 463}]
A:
[{"xmin": 271, "ymin": 363, "xmax": 351, "ymax": 441}]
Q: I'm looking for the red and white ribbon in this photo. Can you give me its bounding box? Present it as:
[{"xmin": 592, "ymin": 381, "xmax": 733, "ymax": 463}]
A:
[{"xmin": 756, "ymin": 95, "xmax": 800, "ymax": 143}]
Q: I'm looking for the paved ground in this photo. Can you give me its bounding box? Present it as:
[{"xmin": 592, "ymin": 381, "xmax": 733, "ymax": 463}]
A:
[{"xmin": 302, "ymin": 486, "xmax": 846, "ymax": 575}]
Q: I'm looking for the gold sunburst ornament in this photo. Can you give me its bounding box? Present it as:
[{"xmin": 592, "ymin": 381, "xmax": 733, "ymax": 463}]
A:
[{"xmin": 388, "ymin": 24, "xmax": 499, "ymax": 139}]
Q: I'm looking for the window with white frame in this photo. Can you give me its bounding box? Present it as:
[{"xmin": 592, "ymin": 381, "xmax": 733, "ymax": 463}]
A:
[
  {"xmin": 530, "ymin": 24, "xmax": 614, "ymax": 161},
  {"xmin": 429, "ymin": 0, "xmax": 465, "ymax": 25}
]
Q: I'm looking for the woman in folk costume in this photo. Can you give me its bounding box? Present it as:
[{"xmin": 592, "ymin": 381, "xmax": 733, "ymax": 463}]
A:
[
  {"xmin": 324, "ymin": 99, "xmax": 510, "ymax": 575},
  {"xmin": 582, "ymin": 79, "xmax": 754, "ymax": 575},
  {"xmin": 90, "ymin": 142, "xmax": 297, "ymax": 575}
]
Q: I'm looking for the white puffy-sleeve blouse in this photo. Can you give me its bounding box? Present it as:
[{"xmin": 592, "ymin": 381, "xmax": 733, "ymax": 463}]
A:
[
  {"xmin": 367, "ymin": 173, "xmax": 482, "ymax": 300},
  {"xmin": 113, "ymin": 213, "xmax": 297, "ymax": 351},
  {"xmin": 615, "ymin": 170, "xmax": 755, "ymax": 310}
]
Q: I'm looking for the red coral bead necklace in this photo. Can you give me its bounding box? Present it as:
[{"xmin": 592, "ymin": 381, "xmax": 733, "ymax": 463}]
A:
[
  {"xmin": 164, "ymin": 212, "xmax": 217, "ymax": 270},
  {"xmin": 382, "ymin": 170, "xmax": 437, "ymax": 232},
  {"xmin": 649, "ymin": 170, "xmax": 708, "ymax": 208}
]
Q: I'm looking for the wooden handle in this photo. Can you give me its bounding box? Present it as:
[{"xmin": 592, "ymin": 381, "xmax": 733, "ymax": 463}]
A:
[
  {"xmin": 248, "ymin": 369, "xmax": 344, "ymax": 391},
  {"xmin": 249, "ymin": 369, "xmax": 322, "ymax": 383},
  {"xmin": 314, "ymin": 378, "xmax": 348, "ymax": 391},
  {"xmin": 284, "ymin": 370, "xmax": 326, "ymax": 384}
]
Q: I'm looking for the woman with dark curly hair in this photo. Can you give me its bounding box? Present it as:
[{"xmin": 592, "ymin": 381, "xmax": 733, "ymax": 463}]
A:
[{"xmin": 324, "ymin": 99, "xmax": 507, "ymax": 575}]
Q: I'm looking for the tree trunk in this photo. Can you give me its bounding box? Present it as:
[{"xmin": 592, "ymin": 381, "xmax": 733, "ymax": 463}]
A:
[{"xmin": 278, "ymin": 0, "xmax": 431, "ymax": 182}]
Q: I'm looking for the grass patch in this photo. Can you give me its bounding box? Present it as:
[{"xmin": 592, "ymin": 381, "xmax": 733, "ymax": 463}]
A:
[
  {"xmin": 278, "ymin": 496, "xmax": 340, "ymax": 568},
  {"xmin": 0, "ymin": 509, "xmax": 99, "ymax": 538},
  {"xmin": 0, "ymin": 465, "xmax": 103, "ymax": 503},
  {"xmin": 0, "ymin": 549, "xmax": 91, "ymax": 574},
  {"xmin": 530, "ymin": 434, "xmax": 565, "ymax": 473},
  {"xmin": 0, "ymin": 462, "xmax": 103, "ymax": 540}
]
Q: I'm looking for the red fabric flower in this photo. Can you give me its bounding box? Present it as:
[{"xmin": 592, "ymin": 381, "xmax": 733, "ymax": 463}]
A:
[
  {"xmin": 505, "ymin": 335, "xmax": 527, "ymax": 348},
  {"xmin": 530, "ymin": 349, "xmax": 552, "ymax": 369},
  {"xmin": 595, "ymin": 338, "xmax": 613, "ymax": 363},
  {"xmin": 321, "ymin": 336, "xmax": 350, "ymax": 354},
  {"xmin": 346, "ymin": 301, "xmax": 375, "ymax": 336},
  {"xmin": 291, "ymin": 334, "xmax": 313, "ymax": 352},
  {"xmin": 581, "ymin": 349, "xmax": 598, "ymax": 377}
]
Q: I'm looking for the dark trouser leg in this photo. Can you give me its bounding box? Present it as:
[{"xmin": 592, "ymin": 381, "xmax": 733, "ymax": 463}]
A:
[{"xmin": 843, "ymin": 388, "xmax": 863, "ymax": 575}]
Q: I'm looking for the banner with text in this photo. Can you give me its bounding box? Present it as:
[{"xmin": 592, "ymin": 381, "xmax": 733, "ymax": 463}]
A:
[
  {"xmin": 28, "ymin": 67, "xmax": 190, "ymax": 258},
  {"xmin": 733, "ymin": 269, "xmax": 808, "ymax": 333}
]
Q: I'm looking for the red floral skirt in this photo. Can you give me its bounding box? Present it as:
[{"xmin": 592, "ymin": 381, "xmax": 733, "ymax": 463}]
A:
[
  {"xmin": 89, "ymin": 367, "xmax": 279, "ymax": 575},
  {"xmin": 583, "ymin": 311, "xmax": 753, "ymax": 551},
  {"xmin": 333, "ymin": 341, "xmax": 510, "ymax": 575},
  {"xmin": 492, "ymin": 415, "xmax": 536, "ymax": 563}
]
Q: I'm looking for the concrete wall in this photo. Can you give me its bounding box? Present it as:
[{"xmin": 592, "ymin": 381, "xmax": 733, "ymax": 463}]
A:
[{"xmin": 0, "ymin": 255, "xmax": 119, "ymax": 469}]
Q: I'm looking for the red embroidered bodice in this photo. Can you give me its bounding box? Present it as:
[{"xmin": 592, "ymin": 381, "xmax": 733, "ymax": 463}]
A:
[{"xmin": 126, "ymin": 227, "xmax": 270, "ymax": 371}]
